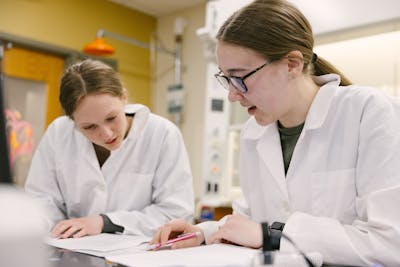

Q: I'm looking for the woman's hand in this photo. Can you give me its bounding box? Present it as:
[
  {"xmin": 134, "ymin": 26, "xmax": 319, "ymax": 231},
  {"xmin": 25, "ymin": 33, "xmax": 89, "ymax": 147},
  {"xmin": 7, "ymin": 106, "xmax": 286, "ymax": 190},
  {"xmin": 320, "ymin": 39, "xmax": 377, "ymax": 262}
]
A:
[
  {"xmin": 209, "ymin": 214, "xmax": 262, "ymax": 248},
  {"xmin": 151, "ymin": 219, "xmax": 205, "ymax": 249},
  {"xmin": 51, "ymin": 215, "xmax": 103, "ymax": 239}
]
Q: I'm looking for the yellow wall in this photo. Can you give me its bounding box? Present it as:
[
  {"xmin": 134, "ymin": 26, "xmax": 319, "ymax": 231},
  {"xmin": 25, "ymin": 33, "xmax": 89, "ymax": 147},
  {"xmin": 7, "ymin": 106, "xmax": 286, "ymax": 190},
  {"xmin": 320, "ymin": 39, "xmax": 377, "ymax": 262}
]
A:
[
  {"xmin": 0, "ymin": 0, "xmax": 156, "ymax": 108},
  {"xmin": 154, "ymin": 4, "xmax": 207, "ymax": 199}
]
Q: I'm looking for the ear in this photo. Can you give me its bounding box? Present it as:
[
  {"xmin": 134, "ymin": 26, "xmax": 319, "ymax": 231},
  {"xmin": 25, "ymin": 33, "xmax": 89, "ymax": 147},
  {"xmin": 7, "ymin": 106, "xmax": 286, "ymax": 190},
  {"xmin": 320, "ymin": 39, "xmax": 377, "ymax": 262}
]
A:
[{"xmin": 286, "ymin": 50, "xmax": 304, "ymax": 76}]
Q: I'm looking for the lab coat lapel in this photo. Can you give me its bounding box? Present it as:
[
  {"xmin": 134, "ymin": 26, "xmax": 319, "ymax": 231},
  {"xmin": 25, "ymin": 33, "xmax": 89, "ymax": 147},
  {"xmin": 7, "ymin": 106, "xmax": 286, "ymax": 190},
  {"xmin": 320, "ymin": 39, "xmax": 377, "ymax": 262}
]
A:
[
  {"xmin": 256, "ymin": 123, "xmax": 288, "ymax": 198},
  {"xmin": 83, "ymin": 141, "xmax": 105, "ymax": 174},
  {"xmin": 286, "ymin": 74, "xmax": 338, "ymax": 177},
  {"xmin": 102, "ymin": 104, "xmax": 149, "ymax": 173}
]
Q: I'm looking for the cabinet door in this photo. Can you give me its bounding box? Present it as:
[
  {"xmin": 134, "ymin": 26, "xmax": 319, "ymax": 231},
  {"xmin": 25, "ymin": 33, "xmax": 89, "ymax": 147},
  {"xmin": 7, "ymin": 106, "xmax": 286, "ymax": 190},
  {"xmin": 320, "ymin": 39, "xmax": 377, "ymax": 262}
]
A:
[
  {"xmin": 3, "ymin": 46, "xmax": 64, "ymax": 127},
  {"xmin": 3, "ymin": 46, "xmax": 64, "ymax": 186}
]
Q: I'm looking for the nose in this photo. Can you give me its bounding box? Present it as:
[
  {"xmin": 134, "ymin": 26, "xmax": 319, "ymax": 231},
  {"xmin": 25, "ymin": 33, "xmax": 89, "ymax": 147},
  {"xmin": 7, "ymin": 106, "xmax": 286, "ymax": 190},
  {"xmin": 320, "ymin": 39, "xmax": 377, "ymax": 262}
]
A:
[
  {"xmin": 228, "ymin": 88, "xmax": 244, "ymax": 102},
  {"xmin": 99, "ymin": 126, "xmax": 113, "ymax": 139}
]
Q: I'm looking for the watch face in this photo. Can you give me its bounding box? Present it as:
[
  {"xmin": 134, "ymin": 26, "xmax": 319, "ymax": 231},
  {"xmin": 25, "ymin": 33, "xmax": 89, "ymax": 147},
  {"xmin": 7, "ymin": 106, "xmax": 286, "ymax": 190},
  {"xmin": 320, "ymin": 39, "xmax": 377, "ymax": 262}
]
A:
[{"xmin": 271, "ymin": 222, "xmax": 285, "ymax": 231}]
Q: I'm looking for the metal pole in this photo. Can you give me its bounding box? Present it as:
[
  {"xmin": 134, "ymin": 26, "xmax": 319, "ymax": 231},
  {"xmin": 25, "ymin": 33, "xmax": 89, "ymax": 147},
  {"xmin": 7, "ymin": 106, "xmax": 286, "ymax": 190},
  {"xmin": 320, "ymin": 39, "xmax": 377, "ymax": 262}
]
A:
[
  {"xmin": 172, "ymin": 18, "xmax": 186, "ymax": 126},
  {"xmin": 174, "ymin": 35, "xmax": 182, "ymax": 84}
]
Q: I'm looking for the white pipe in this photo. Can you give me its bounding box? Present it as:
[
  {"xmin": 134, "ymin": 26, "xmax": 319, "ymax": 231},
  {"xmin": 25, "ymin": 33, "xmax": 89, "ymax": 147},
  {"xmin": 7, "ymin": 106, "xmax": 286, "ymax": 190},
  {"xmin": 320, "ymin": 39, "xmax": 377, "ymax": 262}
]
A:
[{"xmin": 97, "ymin": 29, "xmax": 176, "ymax": 56}]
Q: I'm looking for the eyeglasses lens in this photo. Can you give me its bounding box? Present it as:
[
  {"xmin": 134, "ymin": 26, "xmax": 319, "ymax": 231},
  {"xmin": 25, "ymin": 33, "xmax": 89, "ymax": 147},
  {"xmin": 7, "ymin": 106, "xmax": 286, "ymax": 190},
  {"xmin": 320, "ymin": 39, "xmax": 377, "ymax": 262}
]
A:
[
  {"xmin": 216, "ymin": 75, "xmax": 229, "ymax": 89},
  {"xmin": 215, "ymin": 74, "xmax": 247, "ymax": 93},
  {"xmin": 230, "ymin": 78, "xmax": 246, "ymax": 93}
]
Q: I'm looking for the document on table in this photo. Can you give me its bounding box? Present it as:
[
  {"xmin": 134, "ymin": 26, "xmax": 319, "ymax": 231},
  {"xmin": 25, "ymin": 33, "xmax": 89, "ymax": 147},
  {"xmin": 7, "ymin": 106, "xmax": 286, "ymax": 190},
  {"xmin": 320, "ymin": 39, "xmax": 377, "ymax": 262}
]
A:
[
  {"xmin": 45, "ymin": 233, "xmax": 150, "ymax": 257},
  {"xmin": 107, "ymin": 244, "xmax": 257, "ymax": 267},
  {"xmin": 106, "ymin": 244, "xmax": 323, "ymax": 267}
]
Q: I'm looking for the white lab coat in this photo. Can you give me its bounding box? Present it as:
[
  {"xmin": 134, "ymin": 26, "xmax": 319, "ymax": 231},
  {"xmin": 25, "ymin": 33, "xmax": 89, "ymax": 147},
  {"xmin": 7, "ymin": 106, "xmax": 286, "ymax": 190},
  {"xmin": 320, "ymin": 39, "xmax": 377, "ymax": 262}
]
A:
[
  {"xmin": 25, "ymin": 104, "xmax": 194, "ymax": 237},
  {"xmin": 199, "ymin": 74, "xmax": 400, "ymax": 266}
]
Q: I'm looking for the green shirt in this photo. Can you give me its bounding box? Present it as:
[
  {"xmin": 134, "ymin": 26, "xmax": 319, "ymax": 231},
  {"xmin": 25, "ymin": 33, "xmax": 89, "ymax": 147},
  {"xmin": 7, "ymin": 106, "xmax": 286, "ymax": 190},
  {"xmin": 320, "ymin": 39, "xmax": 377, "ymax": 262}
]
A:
[{"xmin": 277, "ymin": 121, "xmax": 305, "ymax": 174}]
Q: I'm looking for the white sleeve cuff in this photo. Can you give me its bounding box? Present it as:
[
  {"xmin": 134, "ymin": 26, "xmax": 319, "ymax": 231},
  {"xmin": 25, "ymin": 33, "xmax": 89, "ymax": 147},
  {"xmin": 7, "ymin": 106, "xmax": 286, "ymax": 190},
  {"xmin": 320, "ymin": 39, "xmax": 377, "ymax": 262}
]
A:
[{"xmin": 196, "ymin": 216, "xmax": 228, "ymax": 244}]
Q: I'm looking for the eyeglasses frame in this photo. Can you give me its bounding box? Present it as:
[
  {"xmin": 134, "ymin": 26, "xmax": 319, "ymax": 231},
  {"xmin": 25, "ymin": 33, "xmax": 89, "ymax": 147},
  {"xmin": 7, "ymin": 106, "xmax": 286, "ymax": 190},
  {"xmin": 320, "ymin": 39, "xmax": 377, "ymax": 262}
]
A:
[{"xmin": 214, "ymin": 61, "xmax": 270, "ymax": 93}]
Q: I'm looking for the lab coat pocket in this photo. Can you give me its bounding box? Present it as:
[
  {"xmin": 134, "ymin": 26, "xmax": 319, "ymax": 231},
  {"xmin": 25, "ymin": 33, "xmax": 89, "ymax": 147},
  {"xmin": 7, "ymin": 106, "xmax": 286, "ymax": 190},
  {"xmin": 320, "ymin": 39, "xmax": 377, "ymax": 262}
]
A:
[{"xmin": 311, "ymin": 168, "xmax": 357, "ymax": 224}]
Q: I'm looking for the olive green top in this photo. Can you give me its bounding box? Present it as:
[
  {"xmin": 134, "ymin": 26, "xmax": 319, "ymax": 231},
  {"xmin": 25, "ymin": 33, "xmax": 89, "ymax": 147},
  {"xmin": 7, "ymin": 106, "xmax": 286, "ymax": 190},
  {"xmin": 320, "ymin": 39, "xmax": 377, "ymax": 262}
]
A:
[{"xmin": 277, "ymin": 121, "xmax": 305, "ymax": 174}]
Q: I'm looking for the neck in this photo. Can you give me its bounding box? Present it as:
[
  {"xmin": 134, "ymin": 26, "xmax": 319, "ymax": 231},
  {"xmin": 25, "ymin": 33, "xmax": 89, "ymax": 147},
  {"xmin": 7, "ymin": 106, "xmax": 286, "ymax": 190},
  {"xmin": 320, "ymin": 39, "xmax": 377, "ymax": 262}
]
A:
[{"xmin": 279, "ymin": 75, "xmax": 319, "ymax": 128}]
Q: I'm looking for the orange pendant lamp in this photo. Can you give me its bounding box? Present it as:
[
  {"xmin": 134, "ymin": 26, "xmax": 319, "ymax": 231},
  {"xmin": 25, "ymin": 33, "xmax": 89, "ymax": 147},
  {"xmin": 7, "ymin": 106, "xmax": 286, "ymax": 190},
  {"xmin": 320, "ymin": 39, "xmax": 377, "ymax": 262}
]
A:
[{"xmin": 83, "ymin": 37, "xmax": 115, "ymax": 56}]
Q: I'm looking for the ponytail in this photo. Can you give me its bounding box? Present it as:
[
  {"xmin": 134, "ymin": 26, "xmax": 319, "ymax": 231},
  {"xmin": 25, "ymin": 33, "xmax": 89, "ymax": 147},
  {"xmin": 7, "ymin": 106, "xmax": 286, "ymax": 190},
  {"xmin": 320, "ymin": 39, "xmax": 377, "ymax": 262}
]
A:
[{"xmin": 313, "ymin": 55, "xmax": 352, "ymax": 86}]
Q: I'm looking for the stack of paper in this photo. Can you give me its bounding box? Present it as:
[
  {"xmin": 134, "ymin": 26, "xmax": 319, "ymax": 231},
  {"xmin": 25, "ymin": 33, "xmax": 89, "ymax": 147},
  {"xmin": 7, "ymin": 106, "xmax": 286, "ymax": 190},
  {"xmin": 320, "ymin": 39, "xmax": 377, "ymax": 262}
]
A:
[
  {"xmin": 106, "ymin": 244, "xmax": 323, "ymax": 267},
  {"xmin": 46, "ymin": 235, "xmax": 323, "ymax": 267},
  {"xmin": 45, "ymin": 233, "xmax": 150, "ymax": 257},
  {"xmin": 107, "ymin": 244, "xmax": 257, "ymax": 267}
]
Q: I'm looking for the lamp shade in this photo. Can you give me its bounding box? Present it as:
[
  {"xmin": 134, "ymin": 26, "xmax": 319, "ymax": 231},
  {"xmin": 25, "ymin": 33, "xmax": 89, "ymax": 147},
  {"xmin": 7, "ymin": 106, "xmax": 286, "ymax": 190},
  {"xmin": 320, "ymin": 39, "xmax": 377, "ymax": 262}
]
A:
[{"xmin": 83, "ymin": 37, "xmax": 115, "ymax": 56}]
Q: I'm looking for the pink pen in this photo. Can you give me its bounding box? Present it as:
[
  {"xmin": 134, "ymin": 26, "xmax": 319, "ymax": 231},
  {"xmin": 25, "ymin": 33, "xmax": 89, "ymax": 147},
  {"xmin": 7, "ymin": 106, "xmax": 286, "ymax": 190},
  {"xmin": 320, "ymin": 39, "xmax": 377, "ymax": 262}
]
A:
[{"xmin": 147, "ymin": 231, "xmax": 202, "ymax": 251}]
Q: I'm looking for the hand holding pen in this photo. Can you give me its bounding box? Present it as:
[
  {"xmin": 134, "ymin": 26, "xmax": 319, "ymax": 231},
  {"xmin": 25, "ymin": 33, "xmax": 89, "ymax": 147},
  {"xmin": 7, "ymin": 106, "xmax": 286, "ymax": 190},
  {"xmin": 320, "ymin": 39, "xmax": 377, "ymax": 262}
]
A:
[
  {"xmin": 147, "ymin": 231, "xmax": 202, "ymax": 250},
  {"xmin": 150, "ymin": 219, "xmax": 205, "ymax": 250}
]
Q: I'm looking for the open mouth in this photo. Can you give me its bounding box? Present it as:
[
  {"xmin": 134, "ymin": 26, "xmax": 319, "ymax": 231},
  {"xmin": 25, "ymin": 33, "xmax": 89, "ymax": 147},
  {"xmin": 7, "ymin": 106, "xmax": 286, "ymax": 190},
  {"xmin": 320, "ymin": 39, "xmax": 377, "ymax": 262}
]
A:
[
  {"xmin": 246, "ymin": 105, "xmax": 257, "ymax": 116},
  {"xmin": 248, "ymin": 106, "xmax": 256, "ymax": 111}
]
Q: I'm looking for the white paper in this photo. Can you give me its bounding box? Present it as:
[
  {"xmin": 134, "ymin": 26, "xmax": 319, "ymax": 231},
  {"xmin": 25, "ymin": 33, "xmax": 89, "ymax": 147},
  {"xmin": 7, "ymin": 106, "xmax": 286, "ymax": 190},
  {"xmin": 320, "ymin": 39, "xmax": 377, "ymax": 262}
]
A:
[
  {"xmin": 72, "ymin": 245, "xmax": 148, "ymax": 258},
  {"xmin": 45, "ymin": 233, "xmax": 150, "ymax": 257},
  {"xmin": 106, "ymin": 244, "xmax": 323, "ymax": 267},
  {"xmin": 107, "ymin": 244, "xmax": 258, "ymax": 267}
]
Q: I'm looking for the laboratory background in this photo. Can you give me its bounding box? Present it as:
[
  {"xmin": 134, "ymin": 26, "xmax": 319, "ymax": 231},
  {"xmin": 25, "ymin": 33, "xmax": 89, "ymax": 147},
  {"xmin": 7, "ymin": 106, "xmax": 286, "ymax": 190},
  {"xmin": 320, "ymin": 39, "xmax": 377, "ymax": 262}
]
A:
[{"xmin": 1, "ymin": 0, "xmax": 400, "ymax": 221}]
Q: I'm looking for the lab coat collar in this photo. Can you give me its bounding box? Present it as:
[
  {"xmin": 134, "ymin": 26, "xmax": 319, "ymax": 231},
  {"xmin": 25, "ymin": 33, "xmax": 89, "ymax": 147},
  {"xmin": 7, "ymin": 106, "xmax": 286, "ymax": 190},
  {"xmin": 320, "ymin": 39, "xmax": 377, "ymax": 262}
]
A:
[
  {"xmin": 241, "ymin": 74, "xmax": 341, "ymax": 198},
  {"xmin": 304, "ymin": 74, "xmax": 341, "ymax": 130},
  {"xmin": 110, "ymin": 104, "xmax": 150, "ymax": 155},
  {"xmin": 80, "ymin": 104, "xmax": 150, "ymax": 169},
  {"xmin": 239, "ymin": 117, "xmax": 288, "ymax": 198},
  {"xmin": 257, "ymin": 122, "xmax": 288, "ymax": 197},
  {"xmin": 240, "ymin": 117, "xmax": 286, "ymax": 197},
  {"xmin": 241, "ymin": 73, "xmax": 341, "ymax": 138},
  {"xmin": 241, "ymin": 116, "xmax": 268, "ymax": 140},
  {"xmin": 123, "ymin": 104, "xmax": 150, "ymax": 142}
]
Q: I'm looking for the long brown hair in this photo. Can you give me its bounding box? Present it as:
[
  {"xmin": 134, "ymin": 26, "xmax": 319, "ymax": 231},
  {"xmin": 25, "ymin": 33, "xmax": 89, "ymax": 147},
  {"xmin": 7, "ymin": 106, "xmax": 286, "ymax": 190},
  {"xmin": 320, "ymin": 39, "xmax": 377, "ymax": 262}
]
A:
[
  {"xmin": 59, "ymin": 59, "xmax": 125, "ymax": 118},
  {"xmin": 216, "ymin": 0, "xmax": 351, "ymax": 86}
]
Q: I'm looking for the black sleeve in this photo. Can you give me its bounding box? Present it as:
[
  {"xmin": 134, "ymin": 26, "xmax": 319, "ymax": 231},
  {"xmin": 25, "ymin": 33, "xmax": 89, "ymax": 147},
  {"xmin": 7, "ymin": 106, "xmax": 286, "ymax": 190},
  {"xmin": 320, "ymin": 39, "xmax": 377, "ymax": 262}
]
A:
[{"xmin": 100, "ymin": 214, "xmax": 125, "ymax": 233}]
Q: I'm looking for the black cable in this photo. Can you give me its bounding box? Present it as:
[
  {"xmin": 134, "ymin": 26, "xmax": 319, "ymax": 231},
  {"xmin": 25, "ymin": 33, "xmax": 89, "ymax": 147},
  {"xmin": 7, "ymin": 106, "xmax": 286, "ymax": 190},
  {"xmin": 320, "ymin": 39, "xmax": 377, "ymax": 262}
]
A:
[
  {"xmin": 261, "ymin": 222, "xmax": 315, "ymax": 267},
  {"xmin": 281, "ymin": 232, "xmax": 315, "ymax": 267}
]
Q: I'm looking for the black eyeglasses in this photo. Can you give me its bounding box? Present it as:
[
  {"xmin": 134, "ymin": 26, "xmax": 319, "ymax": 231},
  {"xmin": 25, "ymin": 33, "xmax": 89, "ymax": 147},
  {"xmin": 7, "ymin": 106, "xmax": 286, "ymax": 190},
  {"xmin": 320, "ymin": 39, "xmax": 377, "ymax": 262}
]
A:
[{"xmin": 214, "ymin": 61, "xmax": 270, "ymax": 93}]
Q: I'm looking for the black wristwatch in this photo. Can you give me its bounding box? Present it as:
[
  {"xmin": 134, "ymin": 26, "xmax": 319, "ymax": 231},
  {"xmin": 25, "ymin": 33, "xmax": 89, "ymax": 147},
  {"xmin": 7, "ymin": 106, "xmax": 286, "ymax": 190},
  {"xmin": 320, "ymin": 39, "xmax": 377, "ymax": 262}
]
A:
[
  {"xmin": 261, "ymin": 221, "xmax": 285, "ymax": 250},
  {"xmin": 271, "ymin": 221, "xmax": 285, "ymax": 231},
  {"xmin": 261, "ymin": 222, "xmax": 273, "ymax": 264}
]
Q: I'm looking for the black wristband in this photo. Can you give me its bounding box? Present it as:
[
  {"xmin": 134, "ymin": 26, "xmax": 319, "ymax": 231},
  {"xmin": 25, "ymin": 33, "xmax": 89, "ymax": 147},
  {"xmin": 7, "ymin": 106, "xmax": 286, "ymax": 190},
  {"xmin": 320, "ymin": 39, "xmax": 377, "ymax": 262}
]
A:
[
  {"xmin": 261, "ymin": 222, "xmax": 273, "ymax": 265},
  {"xmin": 261, "ymin": 222, "xmax": 272, "ymax": 251},
  {"xmin": 100, "ymin": 214, "xmax": 124, "ymax": 233},
  {"xmin": 270, "ymin": 221, "xmax": 285, "ymax": 250}
]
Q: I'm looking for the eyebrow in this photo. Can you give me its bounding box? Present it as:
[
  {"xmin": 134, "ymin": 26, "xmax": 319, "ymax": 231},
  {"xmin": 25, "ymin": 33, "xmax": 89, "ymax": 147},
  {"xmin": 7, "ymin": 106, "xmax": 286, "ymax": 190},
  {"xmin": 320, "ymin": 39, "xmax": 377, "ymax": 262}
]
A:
[
  {"xmin": 78, "ymin": 123, "xmax": 95, "ymax": 129},
  {"xmin": 76, "ymin": 111, "xmax": 118, "ymax": 128},
  {"xmin": 219, "ymin": 67, "xmax": 250, "ymax": 76}
]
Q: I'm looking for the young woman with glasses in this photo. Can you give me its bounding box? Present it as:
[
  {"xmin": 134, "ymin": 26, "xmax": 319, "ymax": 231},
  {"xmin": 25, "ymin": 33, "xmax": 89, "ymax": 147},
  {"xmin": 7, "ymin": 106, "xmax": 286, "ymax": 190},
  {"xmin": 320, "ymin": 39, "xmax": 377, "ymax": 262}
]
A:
[{"xmin": 151, "ymin": 0, "xmax": 400, "ymax": 266}]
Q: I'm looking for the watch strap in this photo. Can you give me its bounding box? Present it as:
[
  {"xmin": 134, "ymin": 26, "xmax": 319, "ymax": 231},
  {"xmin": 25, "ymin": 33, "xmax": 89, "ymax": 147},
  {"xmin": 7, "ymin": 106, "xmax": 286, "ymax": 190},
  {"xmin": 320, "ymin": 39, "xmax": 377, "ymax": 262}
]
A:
[{"xmin": 261, "ymin": 222, "xmax": 272, "ymax": 251}]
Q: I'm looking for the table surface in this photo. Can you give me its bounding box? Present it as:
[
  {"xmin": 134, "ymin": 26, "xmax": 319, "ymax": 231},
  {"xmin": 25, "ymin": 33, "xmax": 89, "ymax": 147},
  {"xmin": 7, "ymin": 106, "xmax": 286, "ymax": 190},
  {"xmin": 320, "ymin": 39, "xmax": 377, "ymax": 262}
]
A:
[
  {"xmin": 47, "ymin": 246, "xmax": 352, "ymax": 267},
  {"xmin": 48, "ymin": 247, "xmax": 127, "ymax": 267}
]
